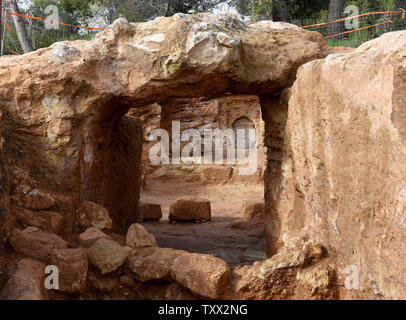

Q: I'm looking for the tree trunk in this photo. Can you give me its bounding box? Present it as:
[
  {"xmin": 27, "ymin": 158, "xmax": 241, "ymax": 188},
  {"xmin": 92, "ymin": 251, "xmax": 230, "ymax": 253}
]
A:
[
  {"xmin": 327, "ymin": 0, "xmax": 346, "ymax": 37},
  {"xmin": 8, "ymin": 0, "xmax": 33, "ymax": 53}
]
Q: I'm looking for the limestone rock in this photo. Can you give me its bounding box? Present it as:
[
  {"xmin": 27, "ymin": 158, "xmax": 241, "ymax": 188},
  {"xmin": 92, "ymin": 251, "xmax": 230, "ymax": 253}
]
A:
[
  {"xmin": 78, "ymin": 227, "xmax": 111, "ymax": 248},
  {"xmin": 21, "ymin": 189, "xmax": 56, "ymax": 211},
  {"xmin": 139, "ymin": 203, "xmax": 162, "ymax": 221},
  {"xmin": 88, "ymin": 271, "xmax": 120, "ymax": 293},
  {"xmin": 0, "ymin": 13, "xmax": 327, "ymax": 239},
  {"xmin": 120, "ymin": 274, "xmax": 136, "ymax": 288},
  {"xmin": 126, "ymin": 223, "xmax": 158, "ymax": 248},
  {"xmin": 272, "ymin": 31, "xmax": 406, "ymax": 299},
  {"xmin": 14, "ymin": 209, "xmax": 64, "ymax": 234},
  {"xmin": 48, "ymin": 248, "xmax": 88, "ymax": 294},
  {"xmin": 241, "ymin": 201, "xmax": 265, "ymax": 221},
  {"xmin": 9, "ymin": 227, "xmax": 69, "ymax": 261},
  {"xmin": 77, "ymin": 201, "xmax": 112, "ymax": 230},
  {"xmin": 165, "ymin": 282, "xmax": 200, "ymax": 300},
  {"xmin": 260, "ymin": 248, "xmax": 304, "ymax": 275},
  {"xmin": 0, "ymin": 259, "xmax": 47, "ymax": 300},
  {"xmin": 296, "ymin": 267, "xmax": 334, "ymax": 299},
  {"xmin": 0, "ymin": 112, "xmax": 10, "ymax": 246},
  {"xmin": 128, "ymin": 247, "xmax": 186, "ymax": 282},
  {"xmin": 201, "ymin": 166, "xmax": 232, "ymax": 185},
  {"xmin": 231, "ymin": 260, "xmax": 298, "ymax": 300},
  {"xmin": 88, "ymin": 238, "xmax": 132, "ymax": 274},
  {"xmin": 169, "ymin": 198, "xmax": 211, "ymax": 222},
  {"xmin": 170, "ymin": 253, "xmax": 231, "ymax": 299}
]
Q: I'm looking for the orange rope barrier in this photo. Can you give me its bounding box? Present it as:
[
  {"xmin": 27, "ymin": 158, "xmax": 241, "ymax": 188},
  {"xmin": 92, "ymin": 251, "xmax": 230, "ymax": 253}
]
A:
[
  {"xmin": 5, "ymin": 45, "xmax": 19, "ymax": 55},
  {"xmin": 2, "ymin": 8, "xmax": 405, "ymax": 54},
  {"xmin": 303, "ymin": 8, "xmax": 405, "ymax": 28},
  {"xmin": 324, "ymin": 20, "xmax": 393, "ymax": 39},
  {"xmin": 5, "ymin": 11, "xmax": 105, "ymax": 31},
  {"xmin": 3, "ymin": 21, "xmax": 9, "ymax": 31}
]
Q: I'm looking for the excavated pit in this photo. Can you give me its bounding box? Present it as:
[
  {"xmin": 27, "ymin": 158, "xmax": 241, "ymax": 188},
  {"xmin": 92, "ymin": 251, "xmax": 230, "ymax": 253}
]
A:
[
  {"xmin": 128, "ymin": 94, "xmax": 273, "ymax": 266},
  {"xmin": 0, "ymin": 14, "xmax": 340, "ymax": 300}
]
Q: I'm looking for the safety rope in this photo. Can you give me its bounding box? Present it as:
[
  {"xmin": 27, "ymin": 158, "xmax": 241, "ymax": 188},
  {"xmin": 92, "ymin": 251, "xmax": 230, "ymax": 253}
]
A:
[
  {"xmin": 302, "ymin": 8, "xmax": 405, "ymax": 29},
  {"xmin": 2, "ymin": 8, "xmax": 406, "ymax": 55}
]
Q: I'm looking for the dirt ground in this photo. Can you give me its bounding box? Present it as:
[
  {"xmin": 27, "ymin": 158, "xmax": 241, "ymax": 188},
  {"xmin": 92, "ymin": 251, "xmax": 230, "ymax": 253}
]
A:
[{"xmin": 140, "ymin": 180, "xmax": 266, "ymax": 266}]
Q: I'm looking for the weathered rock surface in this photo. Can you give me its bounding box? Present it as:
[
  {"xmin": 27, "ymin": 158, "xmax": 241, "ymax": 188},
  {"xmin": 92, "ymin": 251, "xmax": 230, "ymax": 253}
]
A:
[
  {"xmin": 77, "ymin": 201, "xmax": 112, "ymax": 230},
  {"xmin": 201, "ymin": 166, "xmax": 233, "ymax": 185},
  {"xmin": 260, "ymin": 248, "xmax": 305, "ymax": 275},
  {"xmin": 0, "ymin": 13, "xmax": 327, "ymax": 233},
  {"xmin": 296, "ymin": 266, "xmax": 335, "ymax": 299},
  {"xmin": 14, "ymin": 209, "xmax": 64, "ymax": 234},
  {"xmin": 170, "ymin": 253, "xmax": 231, "ymax": 298},
  {"xmin": 271, "ymin": 31, "xmax": 406, "ymax": 299},
  {"xmin": 241, "ymin": 201, "xmax": 265, "ymax": 221},
  {"xmin": 88, "ymin": 271, "xmax": 120, "ymax": 293},
  {"xmin": 128, "ymin": 247, "xmax": 186, "ymax": 282},
  {"xmin": 78, "ymin": 227, "xmax": 111, "ymax": 248},
  {"xmin": 126, "ymin": 223, "xmax": 158, "ymax": 248},
  {"xmin": 48, "ymin": 248, "xmax": 88, "ymax": 294},
  {"xmin": 139, "ymin": 203, "xmax": 162, "ymax": 221},
  {"xmin": 88, "ymin": 238, "xmax": 132, "ymax": 274},
  {"xmin": 21, "ymin": 189, "xmax": 56, "ymax": 211},
  {"xmin": 0, "ymin": 112, "xmax": 10, "ymax": 246},
  {"xmin": 9, "ymin": 227, "xmax": 69, "ymax": 261},
  {"xmin": 169, "ymin": 198, "xmax": 211, "ymax": 222},
  {"xmin": 165, "ymin": 282, "xmax": 200, "ymax": 300},
  {"xmin": 0, "ymin": 259, "xmax": 47, "ymax": 300}
]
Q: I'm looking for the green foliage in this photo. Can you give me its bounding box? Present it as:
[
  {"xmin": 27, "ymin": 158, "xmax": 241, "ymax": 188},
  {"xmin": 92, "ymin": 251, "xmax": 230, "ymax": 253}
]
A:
[
  {"xmin": 248, "ymin": 0, "xmax": 273, "ymax": 21},
  {"xmin": 3, "ymin": 0, "xmax": 406, "ymax": 55}
]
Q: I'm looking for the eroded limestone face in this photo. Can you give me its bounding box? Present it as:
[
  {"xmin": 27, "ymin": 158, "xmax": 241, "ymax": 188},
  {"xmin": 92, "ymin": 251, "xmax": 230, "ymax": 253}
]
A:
[
  {"xmin": 276, "ymin": 31, "xmax": 406, "ymax": 299},
  {"xmin": 0, "ymin": 13, "xmax": 326, "ymax": 231}
]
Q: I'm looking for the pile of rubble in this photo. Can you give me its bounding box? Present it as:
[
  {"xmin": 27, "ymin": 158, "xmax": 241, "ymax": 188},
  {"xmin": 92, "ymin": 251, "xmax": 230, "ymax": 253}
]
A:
[{"xmin": 0, "ymin": 194, "xmax": 336, "ymax": 300}]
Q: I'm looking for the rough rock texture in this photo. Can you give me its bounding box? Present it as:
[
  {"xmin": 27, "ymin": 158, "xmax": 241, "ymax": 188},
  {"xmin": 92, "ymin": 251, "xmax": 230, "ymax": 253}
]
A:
[
  {"xmin": 88, "ymin": 271, "xmax": 120, "ymax": 293},
  {"xmin": 83, "ymin": 115, "xmax": 143, "ymax": 232},
  {"xmin": 260, "ymin": 248, "xmax": 305, "ymax": 275},
  {"xmin": 229, "ymin": 241, "xmax": 330, "ymax": 300},
  {"xmin": 170, "ymin": 253, "xmax": 231, "ymax": 298},
  {"xmin": 296, "ymin": 266, "xmax": 335, "ymax": 299},
  {"xmin": 21, "ymin": 189, "xmax": 56, "ymax": 211},
  {"xmin": 128, "ymin": 247, "xmax": 186, "ymax": 282},
  {"xmin": 14, "ymin": 209, "xmax": 64, "ymax": 234},
  {"xmin": 0, "ymin": 112, "xmax": 10, "ymax": 246},
  {"xmin": 0, "ymin": 13, "xmax": 327, "ymax": 231},
  {"xmin": 0, "ymin": 259, "xmax": 47, "ymax": 300},
  {"xmin": 88, "ymin": 238, "xmax": 132, "ymax": 274},
  {"xmin": 242, "ymin": 201, "xmax": 265, "ymax": 221},
  {"xmin": 48, "ymin": 248, "xmax": 88, "ymax": 294},
  {"xmin": 9, "ymin": 227, "xmax": 69, "ymax": 261},
  {"xmin": 165, "ymin": 282, "xmax": 200, "ymax": 300},
  {"xmin": 169, "ymin": 198, "xmax": 211, "ymax": 222},
  {"xmin": 126, "ymin": 223, "xmax": 158, "ymax": 248},
  {"xmin": 140, "ymin": 94, "xmax": 266, "ymax": 185},
  {"xmin": 79, "ymin": 227, "xmax": 111, "ymax": 248},
  {"xmin": 139, "ymin": 203, "xmax": 162, "ymax": 221},
  {"xmin": 77, "ymin": 201, "xmax": 112, "ymax": 230},
  {"xmin": 271, "ymin": 31, "xmax": 406, "ymax": 299}
]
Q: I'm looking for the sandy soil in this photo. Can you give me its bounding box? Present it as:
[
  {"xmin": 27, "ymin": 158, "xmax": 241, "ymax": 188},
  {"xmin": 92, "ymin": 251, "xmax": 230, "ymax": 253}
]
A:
[{"xmin": 140, "ymin": 180, "xmax": 266, "ymax": 266}]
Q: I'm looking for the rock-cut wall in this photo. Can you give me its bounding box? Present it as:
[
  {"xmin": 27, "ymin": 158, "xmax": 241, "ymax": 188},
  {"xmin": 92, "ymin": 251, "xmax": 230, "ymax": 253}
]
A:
[
  {"xmin": 0, "ymin": 111, "xmax": 10, "ymax": 245},
  {"xmin": 272, "ymin": 31, "xmax": 406, "ymax": 299},
  {"xmin": 0, "ymin": 13, "xmax": 327, "ymax": 232}
]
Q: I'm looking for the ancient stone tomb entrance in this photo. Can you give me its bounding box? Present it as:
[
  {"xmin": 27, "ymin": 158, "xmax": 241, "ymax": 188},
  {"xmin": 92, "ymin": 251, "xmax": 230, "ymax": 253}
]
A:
[{"xmin": 127, "ymin": 95, "xmax": 268, "ymax": 265}]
